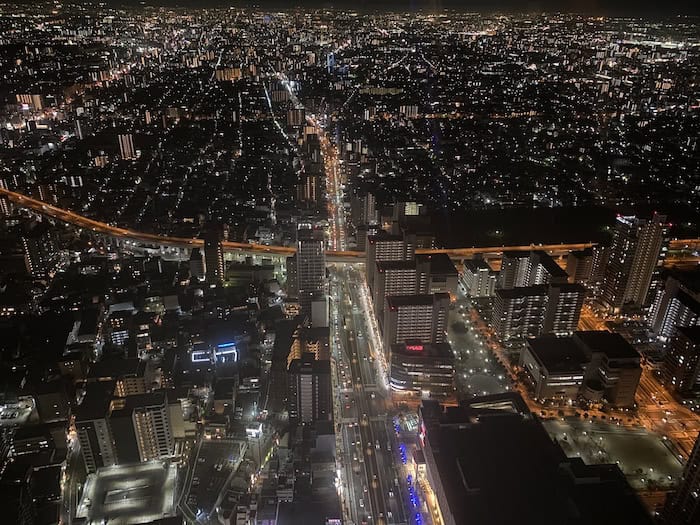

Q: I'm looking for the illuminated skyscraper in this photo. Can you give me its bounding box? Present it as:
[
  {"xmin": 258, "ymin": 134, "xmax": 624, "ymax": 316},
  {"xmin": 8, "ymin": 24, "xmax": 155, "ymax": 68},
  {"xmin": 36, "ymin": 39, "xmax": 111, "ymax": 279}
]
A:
[
  {"xmin": 296, "ymin": 224, "xmax": 326, "ymax": 318},
  {"xmin": 602, "ymin": 213, "xmax": 668, "ymax": 313},
  {"xmin": 288, "ymin": 353, "xmax": 332, "ymax": 424}
]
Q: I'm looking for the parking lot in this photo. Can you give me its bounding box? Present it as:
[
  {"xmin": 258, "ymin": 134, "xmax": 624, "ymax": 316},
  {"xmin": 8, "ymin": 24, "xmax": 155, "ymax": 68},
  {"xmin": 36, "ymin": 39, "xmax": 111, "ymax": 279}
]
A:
[
  {"xmin": 182, "ymin": 438, "xmax": 246, "ymax": 521},
  {"xmin": 76, "ymin": 461, "xmax": 177, "ymax": 524},
  {"xmin": 544, "ymin": 419, "xmax": 684, "ymax": 490},
  {"xmin": 0, "ymin": 398, "xmax": 34, "ymax": 427}
]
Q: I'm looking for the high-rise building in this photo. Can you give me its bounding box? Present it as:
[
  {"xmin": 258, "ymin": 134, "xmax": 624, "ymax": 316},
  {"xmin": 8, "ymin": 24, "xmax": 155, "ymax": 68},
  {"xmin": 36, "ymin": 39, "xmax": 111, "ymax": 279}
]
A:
[
  {"xmin": 75, "ymin": 383, "xmax": 117, "ymax": 474},
  {"xmin": 493, "ymin": 282, "xmax": 585, "ymax": 341},
  {"xmin": 21, "ymin": 221, "xmax": 57, "ymax": 279},
  {"xmin": 497, "ymin": 251, "xmax": 532, "ymax": 289},
  {"xmin": 649, "ymin": 272, "xmax": 700, "ymax": 341},
  {"xmin": 566, "ymin": 248, "xmax": 594, "ymax": 284},
  {"xmin": 0, "ymin": 177, "xmax": 11, "ymax": 216},
  {"xmin": 296, "ymin": 224, "xmax": 326, "ymax": 318},
  {"xmin": 415, "ymin": 253, "xmax": 459, "ymax": 297},
  {"xmin": 664, "ymin": 431, "xmax": 700, "ymax": 525},
  {"xmin": 360, "ymin": 192, "xmax": 378, "ymax": 225},
  {"xmin": 543, "ymin": 283, "xmax": 586, "ymax": 335},
  {"xmin": 109, "ymin": 392, "xmax": 173, "ymax": 463},
  {"xmin": 499, "ymin": 250, "xmax": 567, "ymax": 290},
  {"xmin": 663, "ymin": 326, "xmax": 700, "ymax": 396},
  {"xmin": 288, "ymin": 353, "xmax": 332, "ymax": 424},
  {"xmin": 76, "ymin": 417, "xmax": 117, "ymax": 474},
  {"xmin": 118, "ymin": 133, "xmax": 136, "ymax": 160},
  {"xmin": 355, "ymin": 223, "xmax": 381, "ymax": 252},
  {"xmin": 602, "ymin": 213, "xmax": 668, "ymax": 313},
  {"xmin": 203, "ymin": 226, "xmax": 225, "ymax": 284},
  {"xmin": 286, "ymin": 254, "xmax": 298, "ymax": 296},
  {"xmin": 383, "ymin": 293, "xmax": 449, "ymax": 356},
  {"xmin": 374, "ymin": 260, "xmax": 418, "ymax": 320},
  {"xmin": 529, "ymin": 250, "xmax": 569, "ymax": 286},
  {"xmin": 459, "ymin": 259, "xmax": 496, "ymax": 298},
  {"xmin": 492, "ymin": 286, "xmax": 549, "ymax": 341},
  {"xmin": 366, "ymin": 230, "xmax": 413, "ymax": 292}
]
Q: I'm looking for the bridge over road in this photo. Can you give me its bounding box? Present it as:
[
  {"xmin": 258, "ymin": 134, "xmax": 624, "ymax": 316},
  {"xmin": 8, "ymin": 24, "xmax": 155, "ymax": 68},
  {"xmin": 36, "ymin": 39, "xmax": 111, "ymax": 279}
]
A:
[{"xmin": 2, "ymin": 188, "xmax": 697, "ymax": 264}]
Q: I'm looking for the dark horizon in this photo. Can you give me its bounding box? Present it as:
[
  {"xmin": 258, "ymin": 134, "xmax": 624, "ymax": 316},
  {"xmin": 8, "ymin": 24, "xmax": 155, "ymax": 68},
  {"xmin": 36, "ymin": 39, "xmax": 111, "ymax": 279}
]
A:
[{"xmin": 14, "ymin": 0, "xmax": 700, "ymax": 16}]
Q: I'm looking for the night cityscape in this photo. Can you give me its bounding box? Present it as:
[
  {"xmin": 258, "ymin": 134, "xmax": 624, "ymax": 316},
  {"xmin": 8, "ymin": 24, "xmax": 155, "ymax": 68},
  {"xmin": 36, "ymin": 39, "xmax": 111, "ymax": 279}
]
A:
[{"xmin": 0, "ymin": 2, "xmax": 699, "ymax": 525}]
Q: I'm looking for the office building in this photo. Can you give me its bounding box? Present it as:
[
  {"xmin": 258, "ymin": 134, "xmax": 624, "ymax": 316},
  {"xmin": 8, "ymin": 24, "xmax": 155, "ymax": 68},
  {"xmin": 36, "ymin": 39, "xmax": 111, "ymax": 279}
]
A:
[
  {"xmin": 459, "ymin": 259, "xmax": 496, "ymax": 298},
  {"xmin": 118, "ymin": 133, "xmax": 136, "ymax": 160},
  {"xmin": 664, "ymin": 432, "xmax": 700, "ymax": 525},
  {"xmin": 649, "ymin": 272, "xmax": 700, "ymax": 341},
  {"xmin": 383, "ymin": 293, "xmax": 449, "ymax": 356},
  {"xmin": 521, "ymin": 336, "xmax": 587, "ymax": 400},
  {"xmin": 579, "ymin": 331, "xmax": 642, "ymax": 407},
  {"xmin": 296, "ymin": 224, "xmax": 326, "ymax": 318},
  {"xmin": 203, "ymin": 226, "xmax": 225, "ymax": 284},
  {"xmin": 288, "ymin": 353, "xmax": 332, "ymax": 424},
  {"xmin": 389, "ymin": 342, "xmax": 454, "ymax": 397},
  {"xmin": 109, "ymin": 391, "xmax": 174, "ymax": 463},
  {"xmin": 663, "ymin": 326, "xmax": 700, "ymax": 396},
  {"xmin": 522, "ymin": 332, "xmax": 641, "ymax": 407},
  {"xmin": 602, "ymin": 213, "xmax": 668, "ymax": 313}
]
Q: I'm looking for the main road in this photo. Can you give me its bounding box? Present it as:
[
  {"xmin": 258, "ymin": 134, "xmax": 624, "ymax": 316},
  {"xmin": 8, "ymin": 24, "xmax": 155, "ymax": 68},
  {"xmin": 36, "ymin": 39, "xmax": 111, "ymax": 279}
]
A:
[{"xmin": 331, "ymin": 266, "xmax": 410, "ymax": 525}]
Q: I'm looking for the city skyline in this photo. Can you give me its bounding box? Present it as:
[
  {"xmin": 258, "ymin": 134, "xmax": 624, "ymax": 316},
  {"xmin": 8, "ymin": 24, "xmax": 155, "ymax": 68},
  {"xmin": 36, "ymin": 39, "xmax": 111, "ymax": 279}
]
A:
[{"xmin": 0, "ymin": 3, "xmax": 698, "ymax": 525}]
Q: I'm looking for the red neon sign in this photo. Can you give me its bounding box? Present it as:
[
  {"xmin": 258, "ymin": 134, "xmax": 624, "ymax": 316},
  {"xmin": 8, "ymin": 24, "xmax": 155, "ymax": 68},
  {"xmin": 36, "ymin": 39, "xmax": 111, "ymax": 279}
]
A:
[{"xmin": 406, "ymin": 344, "xmax": 424, "ymax": 352}]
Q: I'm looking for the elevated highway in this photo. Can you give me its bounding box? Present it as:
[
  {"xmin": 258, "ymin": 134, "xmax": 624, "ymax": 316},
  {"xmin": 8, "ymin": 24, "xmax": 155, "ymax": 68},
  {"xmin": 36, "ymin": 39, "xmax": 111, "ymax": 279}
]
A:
[{"xmin": 2, "ymin": 187, "xmax": 698, "ymax": 263}]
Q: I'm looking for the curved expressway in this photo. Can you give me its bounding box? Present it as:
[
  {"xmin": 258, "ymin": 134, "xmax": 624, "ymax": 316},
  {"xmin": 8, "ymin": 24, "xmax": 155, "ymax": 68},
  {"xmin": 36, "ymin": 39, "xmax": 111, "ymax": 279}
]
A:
[{"xmin": 3, "ymin": 188, "xmax": 697, "ymax": 261}]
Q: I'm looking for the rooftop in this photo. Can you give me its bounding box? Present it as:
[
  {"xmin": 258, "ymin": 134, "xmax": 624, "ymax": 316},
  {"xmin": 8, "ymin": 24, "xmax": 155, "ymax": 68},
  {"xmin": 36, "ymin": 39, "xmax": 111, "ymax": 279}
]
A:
[
  {"xmin": 574, "ymin": 331, "xmax": 640, "ymax": 360},
  {"xmin": 420, "ymin": 394, "xmax": 652, "ymax": 525},
  {"xmin": 526, "ymin": 335, "xmax": 587, "ymax": 375}
]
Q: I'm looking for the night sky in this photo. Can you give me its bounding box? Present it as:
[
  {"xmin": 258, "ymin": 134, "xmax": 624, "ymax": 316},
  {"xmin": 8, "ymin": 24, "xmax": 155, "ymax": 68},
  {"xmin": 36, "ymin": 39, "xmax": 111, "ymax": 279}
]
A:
[{"xmin": 85, "ymin": 0, "xmax": 700, "ymax": 15}]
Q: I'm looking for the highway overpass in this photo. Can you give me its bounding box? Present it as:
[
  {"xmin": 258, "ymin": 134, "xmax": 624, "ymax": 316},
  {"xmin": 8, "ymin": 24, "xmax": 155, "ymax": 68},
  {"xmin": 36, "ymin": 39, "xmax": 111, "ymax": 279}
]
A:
[{"xmin": 2, "ymin": 187, "xmax": 698, "ymax": 264}]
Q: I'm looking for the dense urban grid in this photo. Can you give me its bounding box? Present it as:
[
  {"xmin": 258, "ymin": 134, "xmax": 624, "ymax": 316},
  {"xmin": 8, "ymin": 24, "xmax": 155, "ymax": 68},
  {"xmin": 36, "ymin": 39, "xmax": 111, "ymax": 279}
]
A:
[{"xmin": 0, "ymin": 2, "xmax": 699, "ymax": 525}]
